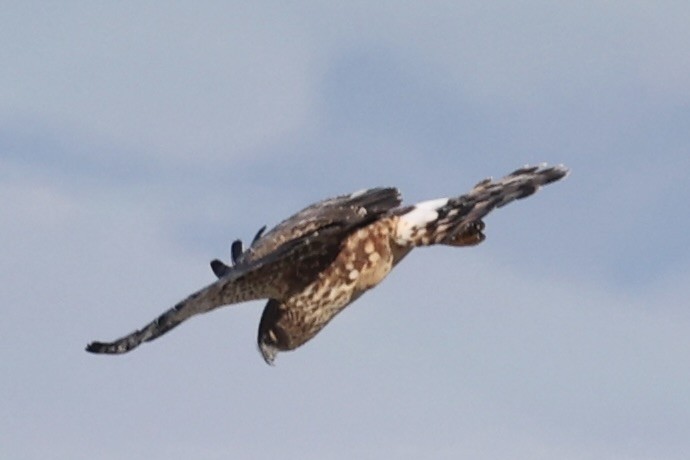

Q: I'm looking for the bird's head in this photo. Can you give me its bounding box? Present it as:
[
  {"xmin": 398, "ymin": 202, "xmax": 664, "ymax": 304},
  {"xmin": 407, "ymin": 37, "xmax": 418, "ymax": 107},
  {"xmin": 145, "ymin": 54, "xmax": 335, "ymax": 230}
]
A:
[
  {"xmin": 258, "ymin": 335, "xmax": 279, "ymax": 365},
  {"xmin": 257, "ymin": 299, "xmax": 286, "ymax": 366}
]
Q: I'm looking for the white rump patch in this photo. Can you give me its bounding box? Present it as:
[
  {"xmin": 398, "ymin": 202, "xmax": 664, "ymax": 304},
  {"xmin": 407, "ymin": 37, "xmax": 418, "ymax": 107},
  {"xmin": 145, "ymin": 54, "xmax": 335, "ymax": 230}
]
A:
[{"xmin": 396, "ymin": 197, "xmax": 448, "ymax": 243}]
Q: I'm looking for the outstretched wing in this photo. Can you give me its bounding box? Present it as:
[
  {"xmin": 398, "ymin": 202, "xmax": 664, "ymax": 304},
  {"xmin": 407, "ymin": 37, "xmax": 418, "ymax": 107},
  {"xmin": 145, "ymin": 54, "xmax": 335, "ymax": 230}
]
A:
[
  {"xmin": 394, "ymin": 164, "xmax": 568, "ymax": 247},
  {"xmin": 86, "ymin": 223, "xmax": 356, "ymax": 354},
  {"xmin": 86, "ymin": 188, "xmax": 402, "ymax": 355}
]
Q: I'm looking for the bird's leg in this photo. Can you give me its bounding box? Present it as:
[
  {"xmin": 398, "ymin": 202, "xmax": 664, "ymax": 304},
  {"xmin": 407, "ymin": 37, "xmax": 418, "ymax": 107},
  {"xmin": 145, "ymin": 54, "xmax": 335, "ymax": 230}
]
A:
[{"xmin": 444, "ymin": 220, "xmax": 485, "ymax": 247}]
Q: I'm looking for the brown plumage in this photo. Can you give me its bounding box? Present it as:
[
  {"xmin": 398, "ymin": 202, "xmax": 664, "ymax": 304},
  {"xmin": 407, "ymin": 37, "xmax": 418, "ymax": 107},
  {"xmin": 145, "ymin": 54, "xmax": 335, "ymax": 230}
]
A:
[{"xmin": 86, "ymin": 164, "xmax": 568, "ymax": 364}]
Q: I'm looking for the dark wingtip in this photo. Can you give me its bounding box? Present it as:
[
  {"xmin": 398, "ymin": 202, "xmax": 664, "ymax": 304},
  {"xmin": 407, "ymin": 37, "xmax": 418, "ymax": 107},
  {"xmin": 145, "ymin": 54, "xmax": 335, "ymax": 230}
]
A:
[
  {"xmin": 85, "ymin": 341, "xmax": 108, "ymax": 354},
  {"xmin": 252, "ymin": 225, "xmax": 267, "ymax": 244},
  {"xmin": 86, "ymin": 340, "xmax": 133, "ymax": 355},
  {"xmin": 230, "ymin": 239, "xmax": 243, "ymax": 264},
  {"xmin": 210, "ymin": 259, "xmax": 230, "ymax": 278}
]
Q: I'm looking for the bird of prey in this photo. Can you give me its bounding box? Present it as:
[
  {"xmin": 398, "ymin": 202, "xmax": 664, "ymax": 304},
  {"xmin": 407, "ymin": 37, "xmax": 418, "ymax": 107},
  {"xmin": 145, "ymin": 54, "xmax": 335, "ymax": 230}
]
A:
[{"xmin": 86, "ymin": 164, "xmax": 568, "ymax": 364}]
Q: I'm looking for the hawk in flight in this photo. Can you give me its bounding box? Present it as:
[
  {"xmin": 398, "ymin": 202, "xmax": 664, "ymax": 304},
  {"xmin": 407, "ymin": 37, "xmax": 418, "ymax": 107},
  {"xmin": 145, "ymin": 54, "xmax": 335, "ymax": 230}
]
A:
[{"xmin": 86, "ymin": 164, "xmax": 568, "ymax": 364}]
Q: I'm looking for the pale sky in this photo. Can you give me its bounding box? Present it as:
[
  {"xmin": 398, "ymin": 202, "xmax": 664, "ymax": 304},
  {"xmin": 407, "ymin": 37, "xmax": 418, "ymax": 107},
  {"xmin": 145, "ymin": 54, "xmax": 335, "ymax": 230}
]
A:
[{"xmin": 2, "ymin": 2, "xmax": 689, "ymax": 459}]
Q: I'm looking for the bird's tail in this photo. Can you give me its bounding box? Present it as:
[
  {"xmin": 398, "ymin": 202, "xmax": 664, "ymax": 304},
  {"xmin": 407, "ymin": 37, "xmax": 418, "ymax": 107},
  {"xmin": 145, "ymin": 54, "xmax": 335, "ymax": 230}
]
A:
[{"xmin": 394, "ymin": 164, "xmax": 569, "ymax": 247}]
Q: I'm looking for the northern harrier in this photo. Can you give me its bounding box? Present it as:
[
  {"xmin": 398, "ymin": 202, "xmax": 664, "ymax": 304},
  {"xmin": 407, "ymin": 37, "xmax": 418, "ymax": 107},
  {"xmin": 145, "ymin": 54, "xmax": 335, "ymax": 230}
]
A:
[{"xmin": 86, "ymin": 164, "xmax": 568, "ymax": 364}]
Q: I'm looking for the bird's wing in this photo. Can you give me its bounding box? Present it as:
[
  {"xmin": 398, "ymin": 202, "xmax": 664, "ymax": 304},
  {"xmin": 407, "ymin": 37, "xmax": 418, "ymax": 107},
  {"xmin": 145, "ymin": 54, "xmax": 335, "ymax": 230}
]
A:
[
  {"xmin": 394, "ymin": 164, "xmax": 569, "ymax": 247},
  {"xmin": 86, "ymin": 192, "xmax": 400, "ymax": 356},
  {"xmin": 86, "ymin": 222, "xmax": 358, "ymax": 355},
  {"xmin": 248, "ymin": 187, "xmax": 401, "ymax": 260},
  {"xmin": 210, "ymin": 187, "xmax": 402, "ymax": 275}
]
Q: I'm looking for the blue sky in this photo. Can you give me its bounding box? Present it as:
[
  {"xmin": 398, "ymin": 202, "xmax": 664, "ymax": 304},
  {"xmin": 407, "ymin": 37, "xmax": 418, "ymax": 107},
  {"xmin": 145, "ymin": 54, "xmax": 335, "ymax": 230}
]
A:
[{"xmin": 2, "ymin": 2, "xmax": 689, "ymax": 459}]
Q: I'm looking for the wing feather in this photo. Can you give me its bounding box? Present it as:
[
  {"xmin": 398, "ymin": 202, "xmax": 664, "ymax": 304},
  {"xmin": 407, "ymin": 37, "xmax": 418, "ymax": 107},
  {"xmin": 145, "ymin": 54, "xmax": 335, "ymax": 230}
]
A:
[
  {"xmin": 210, "ymin": 187, "xmax": 401, "ymax": 275},
  {"xmin": 246, "ymin": 187, "xmax": 401, "ymax": 261}
]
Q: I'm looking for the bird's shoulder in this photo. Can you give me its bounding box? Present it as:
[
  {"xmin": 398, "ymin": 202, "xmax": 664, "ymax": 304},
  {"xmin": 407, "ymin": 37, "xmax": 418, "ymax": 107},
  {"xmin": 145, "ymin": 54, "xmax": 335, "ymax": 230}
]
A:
[{"xmin": 244, "ymin": 187, "xmax": 402, "ymax": 262}]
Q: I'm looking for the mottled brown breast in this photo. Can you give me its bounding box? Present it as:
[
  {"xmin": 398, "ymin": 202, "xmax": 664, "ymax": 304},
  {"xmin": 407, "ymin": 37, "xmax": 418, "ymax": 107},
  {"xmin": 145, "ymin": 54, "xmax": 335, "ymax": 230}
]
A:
[
  {"xmin": 344, "ymin": 217, "xmax": 402, "ymax": 294},
  {"xmin": 273, "ymin": 216, "xmax": 409, "ymax": 350}
]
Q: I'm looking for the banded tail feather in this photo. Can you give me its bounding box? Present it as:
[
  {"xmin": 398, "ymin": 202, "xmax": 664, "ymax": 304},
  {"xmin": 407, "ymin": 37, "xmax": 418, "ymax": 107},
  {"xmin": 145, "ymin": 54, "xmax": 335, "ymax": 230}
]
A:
[{"xmin": 395, "ymin": 164, "xmax": 568, "ymax": 247}]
